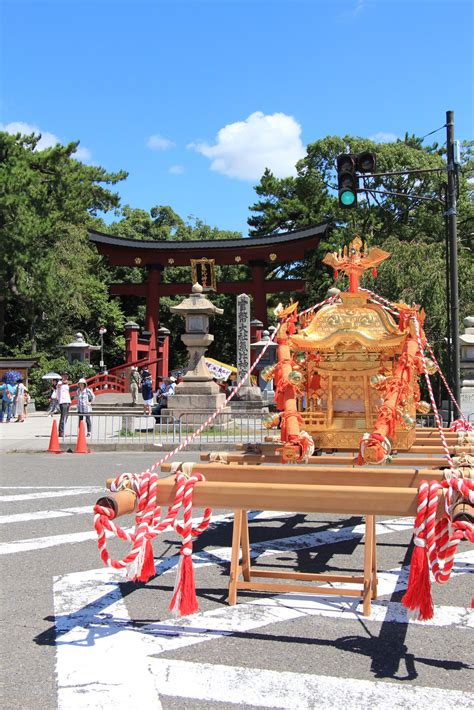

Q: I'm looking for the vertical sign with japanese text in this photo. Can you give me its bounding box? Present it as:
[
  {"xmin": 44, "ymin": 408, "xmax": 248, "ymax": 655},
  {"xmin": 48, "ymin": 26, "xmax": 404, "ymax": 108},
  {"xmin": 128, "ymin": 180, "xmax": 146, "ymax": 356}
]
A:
[{"xmin": 236, "ymin": 293, "xmax": 251, "ymax": 383}]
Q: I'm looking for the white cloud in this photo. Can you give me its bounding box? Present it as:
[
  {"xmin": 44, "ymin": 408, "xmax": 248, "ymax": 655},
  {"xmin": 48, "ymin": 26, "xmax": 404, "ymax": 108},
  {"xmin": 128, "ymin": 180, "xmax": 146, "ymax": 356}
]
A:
[
  {"xmin": 1, "ymin": 120, "xmax": 93, "ymax": 162},
  {"xmin": 2, "ymin": 121, "xmax": 60, "ymax": 150},
  {"xmin": 169, "ymin": 164, "xmax": 184, "ymax": 175},
  {"xmin": 74, "ymin": 146, "xmax": 92, "ymax": 162},
  {"xmin": 370, "ymin": 131, "xmax": 399, "ymax": 144},
  {"xmin": 189, "ymin": 111, "xmax": 306, "ymax": 181},
  {"xmin": 147, "ymin": 134, "xmax": 175, "ymax": 150}
]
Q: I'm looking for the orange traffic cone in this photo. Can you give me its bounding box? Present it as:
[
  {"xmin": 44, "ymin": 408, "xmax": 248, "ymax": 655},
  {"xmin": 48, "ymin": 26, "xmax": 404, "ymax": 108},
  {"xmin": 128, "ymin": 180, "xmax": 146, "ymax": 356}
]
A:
[
  {"xmin": 47, "ymin": 419, "xmax": 62, "ymax": 454},
  {"xmin": 75, "ymin": 419, "xmax": 90, "ymax": 454}
]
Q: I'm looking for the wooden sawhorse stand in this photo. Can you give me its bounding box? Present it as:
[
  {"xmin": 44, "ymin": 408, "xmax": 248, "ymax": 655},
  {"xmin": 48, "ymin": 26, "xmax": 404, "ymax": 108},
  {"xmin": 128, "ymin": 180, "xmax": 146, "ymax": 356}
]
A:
[{"xmin": 228, "ymin": 510, "xmax": 378, "ymax": 616}]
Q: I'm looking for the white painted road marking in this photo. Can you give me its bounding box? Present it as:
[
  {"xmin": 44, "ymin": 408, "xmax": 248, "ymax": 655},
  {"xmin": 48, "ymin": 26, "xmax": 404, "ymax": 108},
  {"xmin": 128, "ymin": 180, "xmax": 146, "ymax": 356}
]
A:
[
  {"xmin": 151, "ymin": 658, "xmax": 474, "ymax": 709},
  {"xmin": 53, "ymin": 515, "xmax": 473, "ymax": 708},
  {"xmin": 0, "ymin": 488, "xmax": 101, "ymax": 503},
  {"xmin": 0, "ymin": 506, "xmax": 93, "ymax": 525}
]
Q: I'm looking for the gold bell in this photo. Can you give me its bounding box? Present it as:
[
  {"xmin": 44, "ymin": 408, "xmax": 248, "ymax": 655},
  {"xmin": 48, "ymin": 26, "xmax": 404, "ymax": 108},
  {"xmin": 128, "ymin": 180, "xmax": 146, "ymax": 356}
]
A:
[
  {"xmin": 261, "ymin": 365, "xmax": 276, "ymax": 382},
  {"xmin": 416, "ymin": 400, "xmax": 431, "ymax": 414},
  {"xmin": 424, "ymin": 358, "xmax": 437, "ymax": 375},
  {"xmin": 370, "ymin": 374, "xmax": 387, "ymax": 388},
  {"xmin": 287, "ymin": 370, "xmax": 304, "ymax": 386},
  {"xmin": 263, "ymin": 414, "xmax": 276, "ymax": 429}
]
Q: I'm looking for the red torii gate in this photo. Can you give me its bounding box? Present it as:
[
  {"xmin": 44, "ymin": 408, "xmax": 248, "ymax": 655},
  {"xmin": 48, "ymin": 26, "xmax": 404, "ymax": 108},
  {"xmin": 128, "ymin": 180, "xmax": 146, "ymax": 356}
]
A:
[{"xmin": 89, "ymin": 222, "xmax": 329, "ymax": 376}]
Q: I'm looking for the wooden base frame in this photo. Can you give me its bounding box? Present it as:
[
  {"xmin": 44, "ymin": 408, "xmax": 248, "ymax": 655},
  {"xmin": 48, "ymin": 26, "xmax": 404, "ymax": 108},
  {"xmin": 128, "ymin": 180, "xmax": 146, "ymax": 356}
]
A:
[{"xmin": 228, "ymin": 510, "xmax": 377, "ymax": 616}]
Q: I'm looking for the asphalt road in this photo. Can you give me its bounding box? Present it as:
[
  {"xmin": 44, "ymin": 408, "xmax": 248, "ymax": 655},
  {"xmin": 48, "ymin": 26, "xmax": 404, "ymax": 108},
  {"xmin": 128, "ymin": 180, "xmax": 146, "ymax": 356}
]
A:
[{"xmin": 0, "ymin": 452, "xmax": 473, "ymax": 709}]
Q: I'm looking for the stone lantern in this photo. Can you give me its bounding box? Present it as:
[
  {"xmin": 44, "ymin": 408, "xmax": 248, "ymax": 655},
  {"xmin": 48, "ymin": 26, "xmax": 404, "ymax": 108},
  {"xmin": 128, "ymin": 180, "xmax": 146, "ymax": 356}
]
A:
[
  {"xmin": 166, "ymin": 283, "xmax": 228, "ymax": 418},
  {"xmin": 460, "ymin": 316, "xmax": 474, "ymax": 419},
  {"xmin": 60, "ymin": 332, "xmax": 100, "ymax": 366},
  {"xmin": 250, "ymin": 328, "xmax": 278, "ymax": 404}
]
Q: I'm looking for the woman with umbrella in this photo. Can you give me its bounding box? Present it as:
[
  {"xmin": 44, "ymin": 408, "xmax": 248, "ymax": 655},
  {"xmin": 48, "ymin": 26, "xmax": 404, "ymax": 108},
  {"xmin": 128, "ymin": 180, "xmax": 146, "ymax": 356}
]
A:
[{"xmin": 42, "ymin": 372, "xmax": 61, "ymax": 416}]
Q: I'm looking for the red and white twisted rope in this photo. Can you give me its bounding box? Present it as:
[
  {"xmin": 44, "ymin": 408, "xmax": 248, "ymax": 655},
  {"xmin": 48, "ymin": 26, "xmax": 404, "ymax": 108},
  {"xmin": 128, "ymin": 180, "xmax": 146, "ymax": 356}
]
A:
[
  {"xmin": 170, "ymin": 471, "xmax": 212, "ymax": 615},
  {"xmin": 411, "ymin": 316, "xmax": 458, "ymax": 474},
  {"xmin": 424, "ymin": 341, "xmax": 471, "ymax": 429}
]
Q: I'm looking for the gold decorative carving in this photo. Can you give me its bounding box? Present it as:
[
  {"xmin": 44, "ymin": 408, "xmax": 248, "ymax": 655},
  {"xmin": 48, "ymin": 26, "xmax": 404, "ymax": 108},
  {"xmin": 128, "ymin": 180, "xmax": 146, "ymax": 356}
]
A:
[
  {"xmin": 134, "ymin": 257, "xmax": 142, "ymax": 265},
  {"xmin": 191, "ymin": 258, "xmax": 217, "ymax": 291}
]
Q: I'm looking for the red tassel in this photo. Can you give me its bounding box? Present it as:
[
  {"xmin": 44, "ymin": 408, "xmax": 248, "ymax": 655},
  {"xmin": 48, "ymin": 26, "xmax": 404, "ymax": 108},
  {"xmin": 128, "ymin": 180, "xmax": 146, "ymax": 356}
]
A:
[
  {"xmin": 169, "ymin": 552, "xmax": 199, "ymax": 616},
  {"xmin": 178, "ymin": 553, "xmax": 199, "ymax": 616},
  {"xmin": 372, "ymin": 267, "xmax": 377, "ymax": 279},
  {"xmin": 402, "ymin": 544, "xmax": 434, "ymax": 620},
  {"xmin": 137, "ymin": 538, "xmax": 156, "ymax": 582},
  {"xmin": 334, "ymin": 270, "xmax": 339, "ymax": 280}
]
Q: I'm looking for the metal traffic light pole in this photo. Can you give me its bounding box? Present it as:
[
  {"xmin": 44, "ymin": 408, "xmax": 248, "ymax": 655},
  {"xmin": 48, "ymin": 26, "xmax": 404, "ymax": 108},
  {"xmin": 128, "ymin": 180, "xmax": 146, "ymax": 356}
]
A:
[{"xmin": 445, "ymin": 110, "xmax": 461, "ymax": 406}]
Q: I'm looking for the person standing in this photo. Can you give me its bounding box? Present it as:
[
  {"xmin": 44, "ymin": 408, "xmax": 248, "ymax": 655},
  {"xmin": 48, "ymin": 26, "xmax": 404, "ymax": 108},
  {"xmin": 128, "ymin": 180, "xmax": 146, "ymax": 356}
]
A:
[
  {"xmin": 130, "ymin": 366, "xmax": 141, "ymax": 407},
  {"xmin": 14, "ymin": 379, "xmax": 28, "ymax": 423},
  {"xmin": 0, "ymin": 380, "xmax": 17, "ymax": 423},
  {"xmin": 141, "ymin": 370, "xmax": 153, "ymax": 416},
  {"xmin": 76, "ymin": 378, "xmax": 95, "ymax": 437},
  {"xmin": 57, "ymin": 372, "xmax": 71, "ymax": 437}
]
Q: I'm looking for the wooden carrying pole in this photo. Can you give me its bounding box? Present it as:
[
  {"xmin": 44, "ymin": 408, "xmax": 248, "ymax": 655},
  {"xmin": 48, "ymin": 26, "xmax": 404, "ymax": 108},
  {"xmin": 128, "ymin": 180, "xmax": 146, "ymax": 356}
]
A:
[{"xmin": 99, "ymin": 463, "xmax": 449, "ymax": 617}]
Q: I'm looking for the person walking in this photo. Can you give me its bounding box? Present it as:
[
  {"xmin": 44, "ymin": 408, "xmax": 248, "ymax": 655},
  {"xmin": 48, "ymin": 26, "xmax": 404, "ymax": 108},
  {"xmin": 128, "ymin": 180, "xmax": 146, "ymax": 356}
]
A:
[
  {"xmin": 76, "ymin": 378, "xmax": 95, "ymax": 437},
  {"xmin": 141, "ymin": 370, "xmax": 153, "ymax": 416},
  {"xmin": 57, "ymin": 372, "xmax": 71, "ymax": 437},
  {"xmin": 46, "ymin": 379, "xmax": 60, "ymax": 415},
  {"xmin": 13, "ymin": 379, "xmax": 28, "ymax": 423},
  {"xmin": 130, "ymin": 366, "xmax": 141, "ymax": 407},
  {"xmin": 0, "ymin": 379, "xmax": 17, "ymax": 423}
]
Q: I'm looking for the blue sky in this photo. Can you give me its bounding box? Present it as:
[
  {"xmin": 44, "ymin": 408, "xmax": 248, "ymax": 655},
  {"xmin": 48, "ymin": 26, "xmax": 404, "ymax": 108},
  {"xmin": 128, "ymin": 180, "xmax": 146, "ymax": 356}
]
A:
[{"xmin": 1, "ymin": 0, "xmax": 473, "ymax": 236}]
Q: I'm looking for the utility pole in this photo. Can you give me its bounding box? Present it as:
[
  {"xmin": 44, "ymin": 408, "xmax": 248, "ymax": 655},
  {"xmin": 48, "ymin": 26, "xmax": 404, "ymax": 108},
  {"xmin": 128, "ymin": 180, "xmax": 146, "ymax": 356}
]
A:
[{"xmin": 445, "ymin": 110, "xmax": 461, "ymax": 407}]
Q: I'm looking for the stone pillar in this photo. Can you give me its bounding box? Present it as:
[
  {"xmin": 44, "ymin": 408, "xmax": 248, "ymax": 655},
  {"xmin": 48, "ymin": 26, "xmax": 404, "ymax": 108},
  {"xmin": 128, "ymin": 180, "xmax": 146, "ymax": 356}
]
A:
[
  {"xmin": 237, "ymin": 294, "xmax": 251, "ymax": 384},
  {"xmin": 232, "ymin": 294, "xmax": 264, "ymax": 411}
]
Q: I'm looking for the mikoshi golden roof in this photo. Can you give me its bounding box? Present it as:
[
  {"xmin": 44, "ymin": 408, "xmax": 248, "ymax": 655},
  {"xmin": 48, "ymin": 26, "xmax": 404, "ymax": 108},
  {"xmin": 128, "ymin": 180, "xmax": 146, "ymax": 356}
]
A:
[{"xmin": 289, "ymin": 292, "xmax": 406, "ymax": 353}]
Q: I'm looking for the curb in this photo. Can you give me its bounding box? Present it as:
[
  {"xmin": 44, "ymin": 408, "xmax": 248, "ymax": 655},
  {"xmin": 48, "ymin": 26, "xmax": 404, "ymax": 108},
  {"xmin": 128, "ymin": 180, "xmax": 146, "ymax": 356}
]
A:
[{"xmin": 4, "ymin": 442, "xmax": 247, "ymax": 454}]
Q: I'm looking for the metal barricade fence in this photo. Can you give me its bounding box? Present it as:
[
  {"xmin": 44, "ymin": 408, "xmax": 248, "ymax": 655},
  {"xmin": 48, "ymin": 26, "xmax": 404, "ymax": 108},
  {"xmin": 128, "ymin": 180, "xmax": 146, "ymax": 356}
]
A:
[
  {"xmin": 177, "ymin": 410, "xmax": 266, "ymax": 445},
  {"xmin": 62, "ymin": 411, "xmax": 181, "ymax": 446},
  {"xmin": 62, "ymin": 410, "xmax": 266, "ymax": 446}
]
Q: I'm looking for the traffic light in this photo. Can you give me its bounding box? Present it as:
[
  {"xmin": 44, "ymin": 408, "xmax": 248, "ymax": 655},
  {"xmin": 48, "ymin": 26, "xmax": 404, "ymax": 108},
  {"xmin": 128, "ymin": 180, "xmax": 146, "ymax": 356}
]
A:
[
  {"xmin": 336, "ymin": 152, "xmax": 377, "ymax": 208},
  {"xmin": 337, "ymin": 154, "xmax": 358, "ymax": 209},
  {"xmin": 357, "ymin": 151, "xmax": 377, "ymax": 174}
]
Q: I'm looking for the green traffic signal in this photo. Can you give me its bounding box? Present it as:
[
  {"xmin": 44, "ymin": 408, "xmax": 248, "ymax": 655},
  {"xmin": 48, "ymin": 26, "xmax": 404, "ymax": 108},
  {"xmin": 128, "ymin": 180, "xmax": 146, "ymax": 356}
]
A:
[{"xmin": 340, "ymin": 190, "xmax": 356, "ymax": 206}]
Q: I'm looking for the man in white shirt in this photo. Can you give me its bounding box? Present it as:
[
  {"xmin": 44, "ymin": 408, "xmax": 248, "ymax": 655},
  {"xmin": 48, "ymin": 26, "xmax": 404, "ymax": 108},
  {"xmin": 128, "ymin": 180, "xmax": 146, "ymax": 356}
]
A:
[{"xmin": 57, "ymin": 372, "xmax": 72, "ymax": 437}]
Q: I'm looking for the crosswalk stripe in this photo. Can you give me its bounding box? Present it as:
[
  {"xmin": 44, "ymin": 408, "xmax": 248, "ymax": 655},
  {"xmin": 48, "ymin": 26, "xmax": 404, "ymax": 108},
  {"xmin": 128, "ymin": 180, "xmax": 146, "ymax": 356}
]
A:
[
  {"xmin": 0, "ymin": 506, "xmax": 93, "ymax": 525},
  {"xmin": 0, "ymin": 488, "xmax": 101, "ymax": 503},
  {"xmin": 151, "ymin": 658, "xmax": 474, "ymax": 709}
]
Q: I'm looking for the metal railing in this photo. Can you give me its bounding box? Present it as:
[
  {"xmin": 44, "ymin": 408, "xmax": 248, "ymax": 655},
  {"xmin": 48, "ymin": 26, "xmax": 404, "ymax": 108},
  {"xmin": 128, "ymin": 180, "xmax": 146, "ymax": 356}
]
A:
[{"xmin": 61, "ymin": 410, "xmax": 266, "ymax": 447}]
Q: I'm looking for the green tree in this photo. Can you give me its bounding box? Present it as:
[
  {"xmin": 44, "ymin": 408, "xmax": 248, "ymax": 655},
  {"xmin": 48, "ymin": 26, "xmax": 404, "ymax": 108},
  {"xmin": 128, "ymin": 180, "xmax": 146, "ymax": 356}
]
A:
[{"xmin": 0, "ymin": 131, "xmax": 128, "ymax": 356}]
